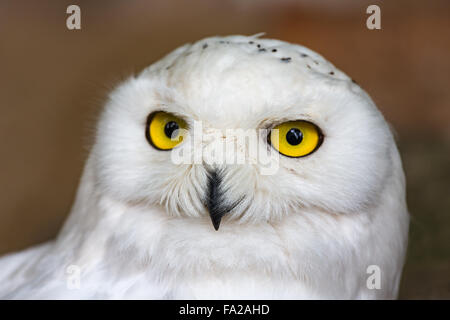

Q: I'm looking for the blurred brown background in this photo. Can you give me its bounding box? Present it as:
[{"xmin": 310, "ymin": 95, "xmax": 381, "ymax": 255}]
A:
[{"xmin": 0, "ymin": 0, "xmax": 449, "ymax": 299}]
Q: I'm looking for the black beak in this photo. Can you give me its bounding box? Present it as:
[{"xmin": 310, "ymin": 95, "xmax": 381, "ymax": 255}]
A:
[{"xmin": 205, "ymin": 169, "xmax": 243, "ymax": 231}]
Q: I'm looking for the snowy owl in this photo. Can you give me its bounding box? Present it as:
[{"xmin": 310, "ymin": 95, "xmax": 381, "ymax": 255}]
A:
[{"xmin": 0, "ymin": 35, "xmax": 409, "ymax": 299}]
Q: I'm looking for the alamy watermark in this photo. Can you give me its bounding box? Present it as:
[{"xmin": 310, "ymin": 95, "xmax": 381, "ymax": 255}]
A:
[
  {"xmin": 366, "ymin": 265, "xmax": 381, "ymax": 290},
  {"xmin": 168, "ymin": 121, "xmax": 280, "ymax": 175},
  {"xmin": 366, "ymin": 5, "xmax": 381, "ymax": 30},
  {"xmin": 66, "ymin": 5, "xmax": 81, "ymax": 30},
  {"xmin": 65, "ymin": 5, "xmax": 382, "ymax": 34},
  {"xmin": 66, "ymin": 264, "xmax": 81, "ymax": 290}
]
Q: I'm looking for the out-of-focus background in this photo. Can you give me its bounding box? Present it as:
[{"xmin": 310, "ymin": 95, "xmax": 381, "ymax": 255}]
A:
[{"xmin": 0, "ymin": 0, "xmax": 449, "ymax": 298}]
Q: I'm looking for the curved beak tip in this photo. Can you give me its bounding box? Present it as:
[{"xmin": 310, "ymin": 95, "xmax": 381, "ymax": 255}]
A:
[{"xmin": 210, "ymin": 215, "xmax": 222, "ymax": 231}]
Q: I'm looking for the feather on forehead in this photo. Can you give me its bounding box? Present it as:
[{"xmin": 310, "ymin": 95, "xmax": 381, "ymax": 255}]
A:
[
  {"xmin": 136, "ymin": 35, "xmax": 356, "ymax": 125},
  {"xmin": 141, "ymin": 35, "xmax": 350, "ymax": 82}
]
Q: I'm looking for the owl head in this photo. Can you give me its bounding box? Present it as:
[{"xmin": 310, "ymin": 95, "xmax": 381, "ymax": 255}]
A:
[{"xmin": 93, "ymin": 35, "xmax": 394, "ymax": 230}]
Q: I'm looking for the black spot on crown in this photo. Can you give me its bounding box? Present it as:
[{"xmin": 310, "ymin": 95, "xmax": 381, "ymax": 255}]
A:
[{"xmin": 280, "ymin": 57, "xmax": 291, "ymax": 63}]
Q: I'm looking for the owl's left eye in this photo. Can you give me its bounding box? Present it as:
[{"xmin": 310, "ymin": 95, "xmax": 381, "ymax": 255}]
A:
[
  {"xmin": 146, "ymin": 111, "xmax": 187, "ymax": 150},
  {"xmin": 268, "ymin": 120, "xmax": 323, "ymax": 158}
]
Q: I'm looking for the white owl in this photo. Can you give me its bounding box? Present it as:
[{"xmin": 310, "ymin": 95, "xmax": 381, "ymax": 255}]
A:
[{"xmin": 0, "ymin": 35, "xmax": 409, "ymax": 299}]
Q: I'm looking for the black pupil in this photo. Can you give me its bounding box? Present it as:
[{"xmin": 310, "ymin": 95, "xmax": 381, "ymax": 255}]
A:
[
  {"xmin": 164, "ymin": 121, "xmax": 179, "ymax": 139},
  {"xmin": 286, "ymin": 128, "xmax": 303, "ymax": 145}
]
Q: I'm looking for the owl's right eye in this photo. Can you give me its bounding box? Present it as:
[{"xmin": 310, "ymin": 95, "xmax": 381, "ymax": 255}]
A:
[{"xmin": 146, "ymin": 111, "xmax": 187, "ymax": 150}]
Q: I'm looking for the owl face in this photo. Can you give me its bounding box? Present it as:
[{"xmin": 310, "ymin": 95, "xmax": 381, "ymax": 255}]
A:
[{"xmin": 94, "ymin": 35, "xmax": 394, "ymax": 230}]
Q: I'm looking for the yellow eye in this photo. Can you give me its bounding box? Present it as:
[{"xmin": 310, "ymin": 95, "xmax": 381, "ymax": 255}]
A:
[
  {"xmin": 269, "ymin": 120, "xmax": 322, "ymax": 158},
  {"xmin": 146, "ymin": 111, "xmax": 187, "ymax": 150}
]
